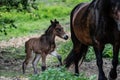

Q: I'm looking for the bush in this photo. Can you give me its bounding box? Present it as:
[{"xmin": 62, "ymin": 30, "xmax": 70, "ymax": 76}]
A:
[{"xmin": 30, "ymin": 67, "xmax": 96, "ymax": 80}]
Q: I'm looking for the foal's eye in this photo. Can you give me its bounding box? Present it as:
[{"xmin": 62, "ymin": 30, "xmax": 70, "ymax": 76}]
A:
[{"xmin": 56, "ymin": 28, "xmax": 61, "ymax": 32}]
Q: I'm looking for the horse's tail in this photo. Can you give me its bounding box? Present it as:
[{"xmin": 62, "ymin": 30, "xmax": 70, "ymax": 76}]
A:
[
  {"xmin": 64, "ymin": 45, "xmax": 87, "ymax": 68},
  {"xmin": 63, "ymin": 3, "xmax": 87, "ymax": 68},
  {"xmin": 25, "ymin": 41, "xmax": 28, "ymax": 53}
]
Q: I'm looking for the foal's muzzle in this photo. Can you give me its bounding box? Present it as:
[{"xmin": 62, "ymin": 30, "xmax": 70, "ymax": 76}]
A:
[{"xmin": 63, "ymin": 34, "xmax": 69, "ymax": 40}]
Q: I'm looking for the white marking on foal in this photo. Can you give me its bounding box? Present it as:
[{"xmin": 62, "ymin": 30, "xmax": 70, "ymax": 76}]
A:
[
  {"xmin": 50, "ymin": 50, "xmax": 59, "ymax": 57},
  {"xmin": 33, "ymin": 54, "xmax": 41, "ymax": 65}
]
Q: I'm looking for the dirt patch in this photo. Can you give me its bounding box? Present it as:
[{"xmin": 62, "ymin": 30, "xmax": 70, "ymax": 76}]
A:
[
  {"xmin": 0, "ymin": 51, "xmax": 120, "ymax": 80},
  {"xmin": 69, "ymin": 59, "xmax": 120, "ymax": 80}
]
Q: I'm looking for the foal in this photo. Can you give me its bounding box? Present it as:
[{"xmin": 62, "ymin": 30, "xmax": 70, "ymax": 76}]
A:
[{"xmin": 22, "ymin": 19, "xmax": 68, "ymax": 74}]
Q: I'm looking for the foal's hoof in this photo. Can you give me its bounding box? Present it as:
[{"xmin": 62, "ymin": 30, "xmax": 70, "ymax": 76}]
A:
[{"xmin": 41, "ymin": 66, "xmax": 46, "ymax": 71}]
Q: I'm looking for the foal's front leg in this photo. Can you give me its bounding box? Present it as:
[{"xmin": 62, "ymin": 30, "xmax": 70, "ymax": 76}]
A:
[
  {"xmin": 93, "ymin": 45, "xmax": 107, "ymax": 80},
  {"xmin": 109, "ymin": 43, "xmax": 119, "ymax": 80},
  {"xmin": 50, "ymin": 50, "xmax": 62, "ymax": 66}
]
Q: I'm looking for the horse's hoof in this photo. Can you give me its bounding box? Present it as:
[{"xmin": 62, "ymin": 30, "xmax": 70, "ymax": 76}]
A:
[
  {"xmin": 98, "ymin": 76, "xmax": 107, "ymax": 80},
  {"xmin": 108, "ymin": 74, "xmax": 116, "ymax": 80}
]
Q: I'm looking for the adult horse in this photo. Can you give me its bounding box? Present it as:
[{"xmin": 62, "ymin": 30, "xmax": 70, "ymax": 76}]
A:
[{"xmin": 64, "ymin": 0, "xmax": 120, "ymax": 80}]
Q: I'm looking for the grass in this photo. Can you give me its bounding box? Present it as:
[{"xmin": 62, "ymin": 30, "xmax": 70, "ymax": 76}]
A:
[
  {"xmin": 0, "ymin": 0, "xmax": 120, "ymax": 79},
  {"xmin": 0, "ymin": 0, "xmax": 91, "ymax": 40},
  {"xmin": 30, "ymin": 67, "xmax": 96, "ymax": 80}
]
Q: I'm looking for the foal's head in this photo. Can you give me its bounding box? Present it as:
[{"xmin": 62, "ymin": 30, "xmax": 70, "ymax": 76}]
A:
[
  {"xmin": 46, "ymin": 19, "xmax": 68, "ymax": 40},
  {"xmin": 110, "ymin": 0, "xmax": 120, "ymax": 30}
]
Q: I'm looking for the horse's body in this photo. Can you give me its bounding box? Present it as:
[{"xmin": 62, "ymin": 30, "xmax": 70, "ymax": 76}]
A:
[
  {"xmin": 64, "ymin": 0, "xmax": 120, "ymax": 80},
  {"xmin": 22, "ymin": 19, "xmax": 68, "ymax": 74}
]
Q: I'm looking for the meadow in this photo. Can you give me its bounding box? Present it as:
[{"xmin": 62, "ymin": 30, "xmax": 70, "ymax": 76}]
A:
[{"xmin": 0, "ymin": 0, "xmax": 119, "ymax": 80}]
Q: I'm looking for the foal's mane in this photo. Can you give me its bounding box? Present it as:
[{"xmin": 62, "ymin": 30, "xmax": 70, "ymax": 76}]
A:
[{"xmin": 45, "ymin": 20, "xmax": 59, "ymax": 35}]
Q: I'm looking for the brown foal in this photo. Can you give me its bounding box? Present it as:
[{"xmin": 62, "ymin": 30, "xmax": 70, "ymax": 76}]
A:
[{"xmin": 22, "ymin": 19, "xmax": 68, "ymax": 74}]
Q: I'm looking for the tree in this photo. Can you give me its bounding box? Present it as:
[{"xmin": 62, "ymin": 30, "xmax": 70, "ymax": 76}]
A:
[
  {"xmin": 0, "ymin": 0, "xmax": 38, "ymax": 12},
  {"xmin": 0, "ymin": 18, "xmax": 17, "ymax": 35}
]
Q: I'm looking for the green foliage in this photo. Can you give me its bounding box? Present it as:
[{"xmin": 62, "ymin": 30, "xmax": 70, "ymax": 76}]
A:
[
  {"xmin": 0, "ymin": 0, "xmax": 38, "ymax": 12},
  {"xmin": 0, "ymin": 0, "xmax": 91, "ymax": 39},
  {"xmin": 0, "ymin": 18, "xmax": 17, "ymax": 35},
  {"xmin": 103, "ymin": 44, "xmax": 113, "ymax": 58},
  {"xmin": 85, "ymin": 47, "xmax": 95, "ymax": 62},
  {"xmin": 0, "ymin": 0, "xmax": 71, "ymax": 38},
  {"xmin": 30, "ymin": 67, "xmax": 96, "ymax": 80},
  {"xmin": 57, "ymin": 40, "xmax": 72, "ymax": 59},
  {"xmin": 1, "ymin": 46, "xmax": 25, "ymax": 60},
  {"xmin": 37, "ymin": 6, "xmax": 70, "ymax": 19}
]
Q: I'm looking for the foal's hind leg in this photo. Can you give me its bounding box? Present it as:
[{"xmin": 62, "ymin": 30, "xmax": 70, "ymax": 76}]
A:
[
  {"xmin": 109, "ymin": 43, "xmax": 119, "ymax": 80},
  {"xmin": 22, "ymin": 50, "xmax": 32, "ymax": 74},
  {"xmin": 50, "ymin": 50, "xmax": 62, "ymax": 66},
  {"xmin": 32, "ymin": 54, "xmax": 41, "ymax": 74}
]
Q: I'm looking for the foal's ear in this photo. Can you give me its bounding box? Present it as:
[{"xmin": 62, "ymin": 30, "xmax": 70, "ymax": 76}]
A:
[
  {"xmin": 50, "ymin": 20, "xmax": 53, "ymax": 24},
  {"xmin": 54, "ymin": 19, "xmax": 59, "ymax": 23},
  {"xmin": 54, "ymin": 19, "xmax": 57, "ymax": 22}
]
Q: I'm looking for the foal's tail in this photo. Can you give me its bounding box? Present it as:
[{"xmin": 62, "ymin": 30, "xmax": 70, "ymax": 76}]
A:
[
  {"xmin": 25, "ymin": 41, "xmax": 28, "ymax": 53},
  {"xmin": 24, "ymin": 41, "xmax": 33, "ymax": 63}
]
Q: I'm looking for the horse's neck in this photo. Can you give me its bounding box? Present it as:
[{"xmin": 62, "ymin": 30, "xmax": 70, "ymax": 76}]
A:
[
  {"xmin": 94, "ymin": 0, "xmax": 110, "ymax": 13},
  {"xmin": 46, "ymin": 33, "xmax": 56, "ymax": 44}
]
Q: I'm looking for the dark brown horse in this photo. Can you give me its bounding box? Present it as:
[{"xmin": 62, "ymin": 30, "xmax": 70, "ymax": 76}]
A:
[
  {"xmin": 64, "ymin": 0, "xmax": 120, "ymax": 80},
  {"xmin": 22, "ymin": 19, "xmax": 68, "ymax": 74}
]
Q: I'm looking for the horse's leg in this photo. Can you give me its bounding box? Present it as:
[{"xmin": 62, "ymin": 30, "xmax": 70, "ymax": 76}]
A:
[
  {"xmin": 41, "ymin": 53, "xmax": 47, "ymax": 71},
  {"xmin": 109, "ymin": 43, "xmax": 119, "ymax": 80},
  {"xmin": 22, "ymin": 49, "xmax": 32, "ymax": 74},
  {"xmin": 93, "ymin": 45, "xmax": 107, "ymax": 80},
  {"xmin": 50, "ymin": 50, "xmax": 62, "ymax": 66},
  {"xmin": 32, "ymin": 53, "xmax": 41, "ymax": 74}
]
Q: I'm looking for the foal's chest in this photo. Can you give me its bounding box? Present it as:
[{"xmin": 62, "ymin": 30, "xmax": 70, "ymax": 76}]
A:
[{"xmin": 41, "ymin": 42, "xmax": 56, "ymax": 53}]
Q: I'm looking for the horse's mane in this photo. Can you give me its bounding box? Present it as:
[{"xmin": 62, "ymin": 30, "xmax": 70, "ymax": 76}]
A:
[{"xmin": 78, "ymin": 0, "xmax": 113, "ymax": 40}]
